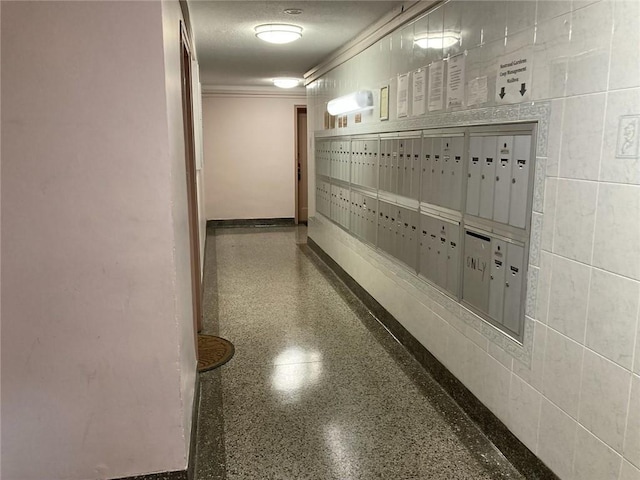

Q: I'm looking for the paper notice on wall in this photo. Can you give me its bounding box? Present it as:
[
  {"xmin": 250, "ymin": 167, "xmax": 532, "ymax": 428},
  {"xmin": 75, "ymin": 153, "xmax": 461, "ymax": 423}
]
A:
[
  {"xmin": 397, "ymin": 73, "xmax": 409, "ymax": 118},
  {"xmin": 446, "ymin": 53, "xmax": 466, "ymax": 109},
  {"xmin": 495, "ymin": 47, "xmax": 532, "ymax": 103},
  {"xmin": 412, "ymin": 68, "xmax": 426, "ymax": 116},
  {"xmin": 467, "ymin": 76, "xmax": 488, "ymax": 107},
  {"xmin": 428, "ymin": 60, "xmax": 444, "ymax": 112}
]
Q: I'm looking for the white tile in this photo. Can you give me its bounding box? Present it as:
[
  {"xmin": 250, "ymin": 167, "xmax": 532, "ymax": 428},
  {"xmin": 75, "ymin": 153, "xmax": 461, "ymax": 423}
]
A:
[
  {"xmin": 559, "ymin": 93, "xmax": 606, "ymax": 181},
  {"xmin": 536, "ymin": 252, "xmax": 553, "ymax": 324},
  {"xmin": 542, "ymin": 328, "xmax": 583, "ymax": 418},
  {"xmin": 579, "ymin": 349, "xmax": 632, "ymax": 452},
  {"xmin": 624, "ymin": 375, "xmax": 640, "ymax": 469},
  {"xmin": 461, "ymin": 0, "xmax": 507, "ymax": 46},
  {"xmin": 484, "ymin": 355, "xmax": 512, "ymax": 423},
  {"xmin": 621, "ymin": 461, "xmax": 640, "ymax": 480},
  {"xmin": 508, "ymin": 373, "xmax": 542, "ymax": 453},
  {"xmin": 593, "ymin": 184, "xmax": 640, "ymax": 281},
  {"xmin": 573, "ymin": 426, "xmax": 623, "ymax": 480},
  {"xmin": 553, "ymin": 179, "xmax": 598, "ymax": 264},
  {"xmin": 546, "ymin": 99, "xmax": 564, "ymax": 177},
  {"xmin": 514, "ymin": 321, "xmax": 547, "ymax": 391},
  {"xmin": 541, "ymin": 178, "xmax": 558, "ymax": 253},
  {"xmin": 636, "ymin": 319, "xmax": 640, "ymax": 375},
  {"xmin": 532, "ymin": 13, "xmax": 571, "ymax": 100},
  {"xmin": 610, "ymin": 1, "xmax": 640, "ymax": 90},
  {"xmin": 537, "ymin": 397, "xmax": 577, "ymax": 480},
  {"xmin": 489, "ymin": 341, "xmax": 513, "ymax": 370},
  {"xmin": 565, "ymin": 2, "xmax": 613, "ymax": 96},
  {"xmin": 586, "ymin": 270, "xmax": 640, "ymax": 369},
  {"xmin": 547, "ymin": 255, "xmax": 591, "ymax": 343},
  {"xmin": 600, "ymin": 88, "xmax": 640, "ymax": 186},
  {"xmin": 506, "ymin": 1, "xmax": 536, "ymax": 35},
  {"xmin": 536, "ymin": 0, "xmax": 572, "ymax": 23}
]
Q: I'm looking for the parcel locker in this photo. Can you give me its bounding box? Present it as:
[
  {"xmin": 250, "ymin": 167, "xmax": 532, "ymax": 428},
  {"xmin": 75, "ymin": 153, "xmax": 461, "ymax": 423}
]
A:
[
  {"xmin": 488, "ymin": 239, "xmax": 507, "ymax": 324},
  {"xmin": 462, "ymin": 230, "xmax": 492, "ymax": 314},
  {"xmin": 398, "ymin": 140, "xmax": 408, "ymax": 197},
  {"xmin": 430, "ymin": 137, "xmax": 443, "ymax": 206},
  {"xmin": 446, "ymin": 223, "xmax": 461, "ymax": 295},
  {"xmin": 421, "ymin": 137, "xmax": 433, "ymax": 203},
  {"xmin": 510, "ymin": 135, "xmax": 532, "ymax": 229},
  {"xmin": 466, "ymin": 136, "xmax": 483, "ymax": 216},
  {"xmin": 493, "ymin": 136, "xmax": 513, "ymax": 224},
  {"xmin": 503, "ymin": 243, "xmax": 525, "ymax": 334},
  {"xmin": 410, "ymin": 139, "xmax": 422, "ymax": 200},
  {"xmin": 479, "ymin": 136, "xmax": 497, "ymax": 219}
]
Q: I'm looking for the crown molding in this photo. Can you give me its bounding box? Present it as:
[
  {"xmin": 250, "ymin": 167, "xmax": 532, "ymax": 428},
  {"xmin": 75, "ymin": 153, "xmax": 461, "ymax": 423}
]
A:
[
  {"xmin": 201, "ymin": 85, "xmax": 307, "ymax": 99},
  {"xmin": 304, "ymin": 0, "xmax": 442, "ymax": 86}
]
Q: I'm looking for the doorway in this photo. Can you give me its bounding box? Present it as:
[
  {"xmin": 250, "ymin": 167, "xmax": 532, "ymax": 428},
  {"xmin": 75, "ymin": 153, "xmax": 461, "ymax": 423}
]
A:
[
  {"xmin": 295, "ymin": 106, "xmax": 308, "ymax": 224},
  {"xmin": 180, "ymin": 23, "xmax": 203, "ymax": 345}
]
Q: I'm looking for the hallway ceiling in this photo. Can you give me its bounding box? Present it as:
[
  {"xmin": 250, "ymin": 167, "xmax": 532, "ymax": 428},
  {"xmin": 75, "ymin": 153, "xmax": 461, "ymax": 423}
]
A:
[{"xmin": 188, "ymin": 1, "xmax": 404, "ymax": 88}]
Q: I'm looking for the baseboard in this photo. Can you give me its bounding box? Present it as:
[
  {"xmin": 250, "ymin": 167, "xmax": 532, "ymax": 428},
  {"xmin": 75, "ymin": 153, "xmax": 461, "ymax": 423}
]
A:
[
  {"xmin": 113, "ymin": 470, "xmax": 187, "ymax": 480},
  {"xmin": 307, "ymin": 237, "xmax": 559, "ymax": 480},
  {"xmin": 206, "ymin": 218, "xmax": 295, "ymax": 228}
]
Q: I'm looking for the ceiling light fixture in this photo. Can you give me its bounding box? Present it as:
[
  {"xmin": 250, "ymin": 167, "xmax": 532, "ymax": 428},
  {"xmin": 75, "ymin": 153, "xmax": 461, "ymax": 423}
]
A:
[
  {"xmin": 327, "ymin": 90, "xmax": 374, "ymax": 116},
  {"xmin": 414, "ymin": 30, "xmax": 461, "ymax": 49},
  {"xmin": 273, "ymin": 77, "xmax": 301, "ymax": 89},
  {"xmin": 284, "ymin": 8, "xmax": 303, "ymax": 15},
  {"xmin": 255, "ymin": 24, "xmax": 302, "ymax": 44}
]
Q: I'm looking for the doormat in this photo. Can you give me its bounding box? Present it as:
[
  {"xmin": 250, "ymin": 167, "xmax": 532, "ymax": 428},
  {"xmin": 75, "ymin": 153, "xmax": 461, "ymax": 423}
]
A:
[{"xmin": 197, "ymin": 334, "xmax": 235, "ymax": 372}]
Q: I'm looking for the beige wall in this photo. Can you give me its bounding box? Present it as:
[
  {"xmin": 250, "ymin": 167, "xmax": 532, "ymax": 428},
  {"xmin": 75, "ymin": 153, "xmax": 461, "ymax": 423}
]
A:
[
  {"xmin": 202, "ymin": 93, "xmax": 306, "ymax": 220},
  {"xmin": 1, "ymin": 1, "xmax": 197, "ymax": 478}
]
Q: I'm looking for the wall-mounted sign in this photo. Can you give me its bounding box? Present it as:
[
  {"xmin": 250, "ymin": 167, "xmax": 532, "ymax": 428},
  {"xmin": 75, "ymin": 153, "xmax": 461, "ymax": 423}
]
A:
[
  {"xmin": 397, "ymin": 73, "xmax": 409, "ymax": 118},
  {"xmin": 428, "ymin": 60, "xmax": 444, "ymax": 112},
  {"xmin": 446, "ymin": 53, "xmax": 466, "ymax": 109},
  {"xmin": 495, "ymin": 48, "xmax": 532, "ymax": 104},
  {"xmin": 380, "ymin": 85, "xmax": 389, "ymax": 121},
  {"xmin": 412, "ymin": 68, "xmax": 426, "ymax": 116}
]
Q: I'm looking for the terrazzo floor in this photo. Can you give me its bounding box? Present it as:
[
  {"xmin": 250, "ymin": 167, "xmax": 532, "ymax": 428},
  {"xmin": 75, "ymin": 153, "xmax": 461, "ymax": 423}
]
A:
[{"xmin": 194, "ymin": 225, "xmax": 524, "ymax": 480}]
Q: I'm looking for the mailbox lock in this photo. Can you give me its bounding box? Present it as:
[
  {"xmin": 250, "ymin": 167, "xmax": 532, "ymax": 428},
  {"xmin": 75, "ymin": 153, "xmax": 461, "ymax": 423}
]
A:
[{"xmin": 512, "ymin": 178, "xmax": 516, "ymax": 184}]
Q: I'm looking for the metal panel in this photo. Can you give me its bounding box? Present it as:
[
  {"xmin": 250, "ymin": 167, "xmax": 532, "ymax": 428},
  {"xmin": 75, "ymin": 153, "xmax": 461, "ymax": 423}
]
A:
[
  {"xmin": 510, "ymin": 135, "xmax": 532, "ymax": 229},
  {"xmin": 466, "ymin": 136, "xmax": 483, "ymax": 216},
  {"xmin": 435, "ymin": 220, "xmax": 448, "ymax": 288},
  {"xmin": 493, "ymin": 136, "xmax": 513, "ymax": 224},
  {"xmin": 410, "ymin": 139, "xmax": 421, "ymax": 200},
  {"xmin": 441, "ymin": 137, "xmax": 453, "ymax": 209},
  {"xmin": 488, "ymin": 238, "xmax": 507, "ymax": 325},
  {"xmin": 462, "ymin": 230, "xmax": 492, "ymax": 314},
  {"xmin": 479, "ymin": 136, "xmax": 497, "ymax": 219},
  {"xmin": 390, "ymin": 139, "xmax": 399, "ymax": 194},
  {"xmin": 449, "ymin": 136, "xmax": 464, "ymax": 212},
  {"xmin": 503, "ymin": 242, "xmax": 525, "ymax": 335},
  {"xmin": 421, "ymin": 137, "xmax": 433, "ymax": 203},
  {"xmin": 397, "ymin": 139, "xmax": 406, "ymax": 196},
  {"xmin": 432, "ymin": 137, "xmax": 444, "ymax": 207},
  {"xmin": 418, "ymin": 214, "xmax": 431, "ymax": 278},
  {"xmin": 446, "ymin": 222, "xmax": 461, "ymax": 295}
]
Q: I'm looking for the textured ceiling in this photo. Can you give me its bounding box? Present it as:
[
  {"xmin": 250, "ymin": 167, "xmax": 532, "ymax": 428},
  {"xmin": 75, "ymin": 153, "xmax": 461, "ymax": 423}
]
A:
[{"xmin": 189, "ymin": 1, "xmax": 403, "ymax": 87}]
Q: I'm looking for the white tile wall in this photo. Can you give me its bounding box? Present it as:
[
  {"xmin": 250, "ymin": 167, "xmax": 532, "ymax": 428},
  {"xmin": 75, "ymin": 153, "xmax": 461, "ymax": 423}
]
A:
[
  {"xmin": 307, "ymin": 1, "xmax": 640, "ymax": 478},
  {"xmin": 579, "ymin": 350, "xmax": 632, "ymax": 452},
  {"xmin": 547, "ymin": 255, "xmax": 590, "ymax": 342},
  {"xmin": 573, "ymin": 426, "xmax": 623, "ymax": 480},
  {"xmin": 585, "ymin": 270, "xmax": 640, "ymax": 369},
  {"xmin": 624, "ymin": 375, "xmax": 640, "ymax": 469}
]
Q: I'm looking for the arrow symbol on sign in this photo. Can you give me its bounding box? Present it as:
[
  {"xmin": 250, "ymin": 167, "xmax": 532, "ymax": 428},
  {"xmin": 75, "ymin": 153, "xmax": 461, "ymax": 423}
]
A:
[
  {"xmin": 519, "ymin": 83, "xmax": 527, "ymax": 96},
  {"xmin": 499, "ymin": 87, "xmax": 506, "ymax": 99}
]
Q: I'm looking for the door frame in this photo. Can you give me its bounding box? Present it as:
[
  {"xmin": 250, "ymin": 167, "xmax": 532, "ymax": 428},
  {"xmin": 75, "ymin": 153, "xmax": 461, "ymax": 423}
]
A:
[
  {"xmin": 294, "ymin": 105, "xmax": 307, "ymax": 224},
  {"xmin": 180, "ymin": 22, "xmax": 203, "ymax": 348}
]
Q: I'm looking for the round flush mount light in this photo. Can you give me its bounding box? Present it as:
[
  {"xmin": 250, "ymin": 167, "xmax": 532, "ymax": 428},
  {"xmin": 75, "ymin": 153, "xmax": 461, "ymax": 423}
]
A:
[
  {"xmin": 255, "ymin": 24, "xmax": 302, "ymax": 44},
  {"xmin": 414, "ymin": 30, "xmax": 461, "ymax": 49},
  {"xmin": 273, "ymin": 77, "xmax": 301, "ymax": 89}
]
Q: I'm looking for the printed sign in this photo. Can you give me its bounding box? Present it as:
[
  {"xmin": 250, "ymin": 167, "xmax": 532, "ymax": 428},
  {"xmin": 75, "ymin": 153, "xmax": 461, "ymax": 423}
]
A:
[
  {"xmin": 446, "ymin": 53, "xmax": 466, "ymax": 109},
  {"xmin": 495, "ymin": 48, "xmax": 532, "ymax": 104}
]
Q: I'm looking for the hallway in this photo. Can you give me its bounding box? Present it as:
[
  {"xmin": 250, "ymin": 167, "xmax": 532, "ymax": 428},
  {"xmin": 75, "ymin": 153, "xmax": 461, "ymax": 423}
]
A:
[{"xmin": 194, "ymin": 226, "xmax": 524, "ymax": 480}]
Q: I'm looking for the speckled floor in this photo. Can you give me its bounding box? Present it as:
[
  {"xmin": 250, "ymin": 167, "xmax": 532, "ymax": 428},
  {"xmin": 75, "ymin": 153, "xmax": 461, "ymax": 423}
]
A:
[{"xmin": 194, "ymin": 226, "xmax": 524, "ymax": 480}]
